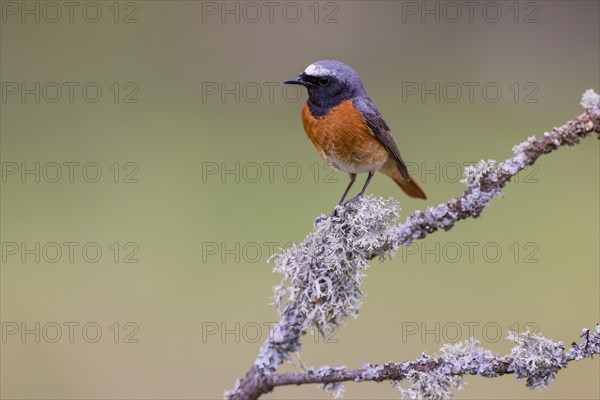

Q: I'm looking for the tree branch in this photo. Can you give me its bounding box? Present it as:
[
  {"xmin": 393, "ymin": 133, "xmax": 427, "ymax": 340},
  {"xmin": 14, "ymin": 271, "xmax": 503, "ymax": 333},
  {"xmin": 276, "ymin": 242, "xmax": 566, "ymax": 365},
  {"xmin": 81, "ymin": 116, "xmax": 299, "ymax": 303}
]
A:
[
  {"xmin": 226, "ymin": 90, "xmax": 600, "ymax": 400},
  {"xmin": 270, "ymin": 326, "xmax": 600, "ymax": 399}
]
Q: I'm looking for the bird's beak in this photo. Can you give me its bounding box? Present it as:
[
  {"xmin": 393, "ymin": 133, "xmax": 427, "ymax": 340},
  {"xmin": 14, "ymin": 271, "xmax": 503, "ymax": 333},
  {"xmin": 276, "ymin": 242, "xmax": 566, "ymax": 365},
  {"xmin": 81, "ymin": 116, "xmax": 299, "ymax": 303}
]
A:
[{"xmin": 284, "ymin": 76, "xmax": 308, "ymax": 86}]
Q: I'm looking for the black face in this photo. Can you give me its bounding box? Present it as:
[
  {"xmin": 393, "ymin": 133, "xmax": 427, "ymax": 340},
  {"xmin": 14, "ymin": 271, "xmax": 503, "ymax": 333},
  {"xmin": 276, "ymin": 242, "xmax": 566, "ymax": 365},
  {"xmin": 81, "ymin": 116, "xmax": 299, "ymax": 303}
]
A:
[{"xmin": 284, "ymin": 73, "xmax": 354, "ymax": 116}]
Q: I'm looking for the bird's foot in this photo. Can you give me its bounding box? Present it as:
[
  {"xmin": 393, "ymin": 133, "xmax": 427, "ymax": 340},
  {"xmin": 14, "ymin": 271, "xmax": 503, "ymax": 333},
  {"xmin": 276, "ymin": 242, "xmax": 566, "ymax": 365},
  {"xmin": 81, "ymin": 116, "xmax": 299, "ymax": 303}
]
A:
[
  {"xmin": 330, "ymin": 204, "xmax": 344, "ymax": 218},
  {"xmin": 315, "ymin": 197, "xmax": 364, "ymax": 226},
  {"xmin": 343, "ymin": 194, "xmax": 363, "ymax": 207}
]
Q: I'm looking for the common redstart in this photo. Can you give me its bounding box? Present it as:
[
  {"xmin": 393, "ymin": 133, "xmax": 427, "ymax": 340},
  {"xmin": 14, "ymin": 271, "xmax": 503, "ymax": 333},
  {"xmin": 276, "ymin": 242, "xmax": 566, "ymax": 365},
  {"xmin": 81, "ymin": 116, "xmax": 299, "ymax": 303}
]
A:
[{"xmin": 284, "ymin": 60, "xmax": 426, "ymax": 207}]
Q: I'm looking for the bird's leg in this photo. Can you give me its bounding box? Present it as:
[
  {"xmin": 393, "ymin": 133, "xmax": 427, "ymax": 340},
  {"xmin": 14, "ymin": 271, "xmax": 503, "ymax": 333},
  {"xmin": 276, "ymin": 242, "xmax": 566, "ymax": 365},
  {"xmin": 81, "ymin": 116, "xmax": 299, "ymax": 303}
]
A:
[
  {"xmin": 338, "ymin": 173, "xmax": 357, "ymax": 205},
  {"xmin": 344, "ymin": 172, "xmax": 374, "ymax": 206},
  {"xmin": 328, "ymin": 173, "xmax": 357, "ymax": 218},
  {"xmin": 357, "ymin": 172, "xmax": 374, "ymax": 196}
]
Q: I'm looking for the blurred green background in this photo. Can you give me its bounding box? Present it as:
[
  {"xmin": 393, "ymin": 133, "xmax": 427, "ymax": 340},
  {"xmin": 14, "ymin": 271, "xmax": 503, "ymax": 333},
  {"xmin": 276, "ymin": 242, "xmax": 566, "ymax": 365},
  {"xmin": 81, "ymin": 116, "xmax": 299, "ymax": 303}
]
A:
[{"xmin": 1, "ymin": 1, "xmax": 598, "ymax": 399}]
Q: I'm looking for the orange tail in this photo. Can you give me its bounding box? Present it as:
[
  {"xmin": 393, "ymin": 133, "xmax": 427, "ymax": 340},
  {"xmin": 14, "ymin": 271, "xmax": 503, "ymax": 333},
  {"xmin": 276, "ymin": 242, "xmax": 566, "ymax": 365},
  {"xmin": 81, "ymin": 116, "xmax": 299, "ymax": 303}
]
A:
[
  {"xmin": 393, "ymin": 175, "xmax": 427, "ymax": 199},
  {"xmin": 379, "ymin": 159, "xmax": 427, "ymax": 199}
]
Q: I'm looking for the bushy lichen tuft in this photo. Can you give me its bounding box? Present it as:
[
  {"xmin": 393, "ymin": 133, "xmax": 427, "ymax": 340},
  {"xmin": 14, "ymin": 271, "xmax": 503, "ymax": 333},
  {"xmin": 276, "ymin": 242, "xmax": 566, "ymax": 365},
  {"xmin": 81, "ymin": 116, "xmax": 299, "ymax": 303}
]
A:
[
  {"xmin": 507, "ymin": 330, "xmax": 567, "ymax": 389},
  {"xmin": 360, "ymin": 363, "xmax": 384, "ymax": 380},
  {"xmin": 565, "ymin": 324, "xmax": 600, "ymax": 361},
  {"xmin": 318, "ymin": 381, "xmax": 345, "ymax": 399},
  {"xmin": 311, "ymin": 365, "xmax": 347, "ymax": 399},
  {"xmin": 580, "ymin": 89, "xmax": 600, "ymax": 115},
  {"xmin": 394, "ymin": 339, "xmax": 499, "ymax": 399},
  {"xmin": 270, "ymin": 196, "xmax": 401, "ymax": 335},
  {"xmin": 395, "ymin": 367, "xmax": 464, "ymax": 400},
  {"xmin": 439, "ymin": 338, "xmax": 499, "ymax": 377}
]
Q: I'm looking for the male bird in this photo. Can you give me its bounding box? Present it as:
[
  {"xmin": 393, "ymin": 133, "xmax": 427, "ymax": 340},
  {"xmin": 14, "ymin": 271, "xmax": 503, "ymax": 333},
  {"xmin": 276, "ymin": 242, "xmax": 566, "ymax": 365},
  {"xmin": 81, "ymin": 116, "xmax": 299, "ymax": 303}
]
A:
[{"xmin": 284, "ymin": 60, "xmax": 426, "ymax": 206}]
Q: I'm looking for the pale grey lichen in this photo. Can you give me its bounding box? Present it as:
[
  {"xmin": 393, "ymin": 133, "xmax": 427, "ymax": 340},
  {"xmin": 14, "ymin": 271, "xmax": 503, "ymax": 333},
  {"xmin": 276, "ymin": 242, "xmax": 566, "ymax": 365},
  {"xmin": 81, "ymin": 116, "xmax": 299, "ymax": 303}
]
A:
[
  {"xmin": 565, "ymin": 324, "xmax": 600, "ymax": 361},
  {"xmin": 507, "ymin": 330, "xmax": 567, "ymax": 390},
  {"xmin": 268, "ymin": 197, "xmax": 401, "ymax": 398},
  {"xmin": 580, "ymin": 89, "xmax": 600, "ymax": 115},
  {"xmin": 270, "ymin": 197, "xmax": 401, "ymax": 335},
  {"xmin": 359, "ymin": 363, "xmax": 384, "ymax": 380},
  {"xmin": 391, "ymin": 327, "xmax": 598, "ymax": 400},
  {"xmin": 461, "ymin": 159, "xmax": 498, "ymax": 188},
  {"xmin": 318, "ymin": 381, "xmax": 345, "ymax": 399},
  {"xmin": 229, "ymin": 325, "xmax": 600, "ymax": 400},
  {"xmin": 512, "ymin": 135, "xmax": 538, "ymax": 155},
  {"xmin": 425, "ymin": 204, "xmax": 458, "ymax": 231},
  {"xmin": 394, "ymin": 338, "xmax": 499, "ymax": 399},
  {"xmin": 460, "ymin": 187, "xmax": 499, "ymax": 216},
  {"xmin": 311, "ymin": 365, "xmax": 347, "ymax": 399},
  {"xmin": 457, "ymin": 160, "xmax": 504, "ymax": 217},
  {"xmin": 253, "ymin": 307, "xmax": 304, "ymax": 376},
  {"xmin": 227, "ymin": 90, "xmax": 600, "ymax": 399},
  {"xmin": 395, "ymin": 367, "xmax": 464, "ymax": 400},
  {"xmin": 438, "ymin": 339, "xmax": 499, "ymax": 377},
  {"xmin": 500, "ymin": 155, "xmax": 526, "ymax": 176}
]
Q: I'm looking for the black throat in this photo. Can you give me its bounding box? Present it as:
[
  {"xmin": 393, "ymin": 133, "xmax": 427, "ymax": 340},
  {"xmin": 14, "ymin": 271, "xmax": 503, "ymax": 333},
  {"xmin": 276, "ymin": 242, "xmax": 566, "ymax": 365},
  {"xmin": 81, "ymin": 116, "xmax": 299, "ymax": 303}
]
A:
[
  {"xmin": 306, "ymin": 98, "xmax": 335, "ymax": 117},
  {"xmin": 306, "ymin": 89, "xmax": 353, "ymax": 118}
]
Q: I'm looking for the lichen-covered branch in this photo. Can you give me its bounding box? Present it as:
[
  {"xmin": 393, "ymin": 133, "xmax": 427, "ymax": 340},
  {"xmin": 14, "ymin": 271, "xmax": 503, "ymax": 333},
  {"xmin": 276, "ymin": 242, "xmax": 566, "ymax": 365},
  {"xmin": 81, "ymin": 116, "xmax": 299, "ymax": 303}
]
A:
[
  {"xmin": 268, "ymin": 326, "xmax": 600, "ymax": 399},
  {"xmin": 226, "ymin": 90, "xmax": 600, "ymax": 400}
]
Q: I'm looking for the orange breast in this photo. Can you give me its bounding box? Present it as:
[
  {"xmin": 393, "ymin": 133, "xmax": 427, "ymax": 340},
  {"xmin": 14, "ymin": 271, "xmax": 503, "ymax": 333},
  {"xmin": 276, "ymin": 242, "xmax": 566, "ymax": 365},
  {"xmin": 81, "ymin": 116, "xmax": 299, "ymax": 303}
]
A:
[{"xmin": 301, "ymin": 100, "xmax": 389, "ymax": 174}]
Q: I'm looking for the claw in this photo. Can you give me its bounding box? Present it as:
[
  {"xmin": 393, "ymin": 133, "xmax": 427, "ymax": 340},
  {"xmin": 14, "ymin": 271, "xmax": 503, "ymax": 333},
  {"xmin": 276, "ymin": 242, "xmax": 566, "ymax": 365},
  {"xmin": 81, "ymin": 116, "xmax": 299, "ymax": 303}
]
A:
[
  {"xmin": 343, "ymin": 194, "xmax": 362, "ymax": 207},
  {"xmin": 330, "ymin": 205, "xmax": 342, "ymax": 218}
]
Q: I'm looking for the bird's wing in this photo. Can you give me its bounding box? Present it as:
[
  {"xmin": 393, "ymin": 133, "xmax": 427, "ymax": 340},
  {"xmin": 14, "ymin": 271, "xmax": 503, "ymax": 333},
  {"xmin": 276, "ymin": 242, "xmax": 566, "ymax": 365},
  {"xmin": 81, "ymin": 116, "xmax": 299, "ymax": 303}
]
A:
[{"xmin": 353, "ymin": 96, "xmax": 410, "ymax": 181}]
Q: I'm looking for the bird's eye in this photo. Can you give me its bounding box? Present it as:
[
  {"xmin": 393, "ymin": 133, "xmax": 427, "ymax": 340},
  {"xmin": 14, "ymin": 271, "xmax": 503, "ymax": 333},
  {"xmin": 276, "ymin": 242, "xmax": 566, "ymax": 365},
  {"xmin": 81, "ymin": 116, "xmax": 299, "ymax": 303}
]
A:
[{"xmin": 318, "ymin": 77, "xmax": 330, "ymax": 86}]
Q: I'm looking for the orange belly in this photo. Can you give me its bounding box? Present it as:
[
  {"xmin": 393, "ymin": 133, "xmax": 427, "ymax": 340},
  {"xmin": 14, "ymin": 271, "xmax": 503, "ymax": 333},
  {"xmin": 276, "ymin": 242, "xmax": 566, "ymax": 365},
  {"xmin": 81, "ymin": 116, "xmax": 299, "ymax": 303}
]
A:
[{"xmin": 301, "ymin": 100, "xmax": 389, "ymax": 174}]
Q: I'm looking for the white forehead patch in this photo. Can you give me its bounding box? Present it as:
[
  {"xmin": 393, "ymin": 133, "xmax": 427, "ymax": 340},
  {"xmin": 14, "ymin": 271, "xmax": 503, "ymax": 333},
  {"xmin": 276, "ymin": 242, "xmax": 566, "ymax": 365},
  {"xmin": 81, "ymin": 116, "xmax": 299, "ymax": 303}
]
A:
[{"xmin": 304, "ymin": 63, "xmax": 334, "ymax": 77}]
